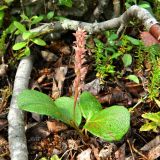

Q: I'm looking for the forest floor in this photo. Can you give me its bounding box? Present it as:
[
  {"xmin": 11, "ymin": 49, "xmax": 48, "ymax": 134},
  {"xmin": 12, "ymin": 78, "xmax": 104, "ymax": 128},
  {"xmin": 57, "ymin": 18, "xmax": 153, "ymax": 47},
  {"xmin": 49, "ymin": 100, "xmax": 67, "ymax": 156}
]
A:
[
  {"xmin": 0, "ymin": 29, "xmax": 160, "ymax": 160},
  {"xmin": 0, "ymin": 1, "xmax": 160, "ymax": 159}
]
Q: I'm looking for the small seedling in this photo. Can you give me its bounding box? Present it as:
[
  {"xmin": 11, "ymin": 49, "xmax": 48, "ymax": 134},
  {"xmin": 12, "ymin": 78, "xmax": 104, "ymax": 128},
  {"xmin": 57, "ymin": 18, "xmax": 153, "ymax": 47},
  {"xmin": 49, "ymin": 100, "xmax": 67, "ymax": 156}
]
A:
[
  {"xmin": 12, "ymin": 14, "xmax": 46, "ymax": 58},
  {"xmin": 93, "ymin": 31, "xmax": 121, "ymax": 80},
  {"xmin": 140, "ymin": 112, "xmax": 160, "ymax": 132}
]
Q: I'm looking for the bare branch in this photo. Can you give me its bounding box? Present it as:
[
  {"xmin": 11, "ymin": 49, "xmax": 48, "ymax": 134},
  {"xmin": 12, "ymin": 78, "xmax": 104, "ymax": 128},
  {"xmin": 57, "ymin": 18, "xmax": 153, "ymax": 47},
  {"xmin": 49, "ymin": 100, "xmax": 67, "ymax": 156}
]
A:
[
  {"xmin": 32, "ymin": 5, "xmax": 158, "ymax": 35},
  {"xmin": 8, "ymin": 55, "xmax": 33, "ymax": 160}
]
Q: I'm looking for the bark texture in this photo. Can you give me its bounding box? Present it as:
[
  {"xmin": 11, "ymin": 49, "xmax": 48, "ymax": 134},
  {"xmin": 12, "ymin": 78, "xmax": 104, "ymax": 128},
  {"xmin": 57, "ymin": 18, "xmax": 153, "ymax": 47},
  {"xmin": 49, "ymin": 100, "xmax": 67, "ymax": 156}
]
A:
[
  {"xmin": 8, "ymin": 56, "xmax": 33, "ymax": 160},
  {"xmin": 31, "ymin": 5, "xmax": 158, "ymax": 38}
]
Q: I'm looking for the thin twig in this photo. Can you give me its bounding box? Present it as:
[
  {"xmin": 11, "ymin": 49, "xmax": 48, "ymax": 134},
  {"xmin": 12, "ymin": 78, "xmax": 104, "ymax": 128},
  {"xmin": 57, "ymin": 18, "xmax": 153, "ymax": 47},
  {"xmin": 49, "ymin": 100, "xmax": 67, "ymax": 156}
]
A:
[{"xmin": 127, "ymin": 139, "xmax": 135, "ymax": 160}]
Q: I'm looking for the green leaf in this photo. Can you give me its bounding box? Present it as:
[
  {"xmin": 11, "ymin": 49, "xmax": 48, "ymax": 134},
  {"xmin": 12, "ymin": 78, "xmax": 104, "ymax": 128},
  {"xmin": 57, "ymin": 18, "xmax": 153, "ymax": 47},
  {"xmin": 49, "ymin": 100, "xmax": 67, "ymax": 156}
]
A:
[
  {"xmin": 84, "ymin": 105, "xmax": 130, "ymax": 142},
  {"xmin": 122, "ymin": 54, "xmax": 132, "ymax": 67},
  {"xmin": 47, "ymin": 11, "xmax": 54, "ymax": 20},
  {"xmin": 109, "ymin": 33, "xmax": 118, "ymax": 41},
  {"xmin": 24, "ymin": 46, "xmax": 30, "ymax": 56},
  {"xmin": 127, "ymin": 75, "xmax": 139, "ymax": 84},
  {"xmin": 142, "ymin": 112, "xmax": 160, "ymax": 123},
  {"xmin": 31, "ymin": 38, "xmax": 46, "ymax": 46},
  {"xmin": 140, "ymin": 122, "xmax": 158, "ymax": 132},
  {"xmin": 79, "ymin": 91, "xmax": 102, "ymax": 121},
  {"xmin": 94, "ymin": 38, "xmax": 104, "ymax": 48},
  {"xmin": 22, "ymin": 31, "xmax": 33, "ymax": 40},
  {"xmin": 12, "ymin": 42, "xmax": 27, "ymax": 50},
  {"xmin": 31, "ymin": 15, "xmax": 44, "ymax": 25},
  {"xmin": 17, "ymin": 90, "xmax": 81, "ymax": 127},
  {"xmin": 50, "ymin": 155, "xmax": 61, "ymax": 160},
  {"xmin": 139, "ymin": 3, "xmax": 150, "ymax": 8},
  {"xmin": 58, "ymin": 0, "xmax": 73, "ymax": 7},
  {"xmin": 0, "ymin": 11, "xmax": 4, "ymax": 27},
  {"xmin": 6, "ymin": 22, "xmax": 16, "ymax": 34},
  {"xmin": 54, "ymin": 97, "xmax": 82, "ymax": 126},
  {"xmin": 4, "ymin": 0, "xmax": 14, "ymax": 5},
  {"xmin": 0, "ymin": 5, "xmax": 8, "ymax": 11},
  {"xmin": 17, "ymin": 90, "xmax": 58, "ymax": 117},
  {"xmin": 111, "ymin": 52, "xmax": 122, "ymax": 59},
  {"xmin": 125, "ymin": 35, "xmax": 141, "ymax": 46},
  {"xmin": 138, "ymin": 1, "xmax": 153, "ymax": 14},
  {"xmin": 14, "ymin": 21, "xmax": 27, "ymax": 32},
  {"xmin": 125, "ymin": 2, "xmax": 131, "ymax": 8},
  {"xmin": 39, "ymin": 157, "xmax": 47, "ymax": 160},
  {"xmin": 20, "ymin": 14, "xmax": 29, "ymax": 20}
]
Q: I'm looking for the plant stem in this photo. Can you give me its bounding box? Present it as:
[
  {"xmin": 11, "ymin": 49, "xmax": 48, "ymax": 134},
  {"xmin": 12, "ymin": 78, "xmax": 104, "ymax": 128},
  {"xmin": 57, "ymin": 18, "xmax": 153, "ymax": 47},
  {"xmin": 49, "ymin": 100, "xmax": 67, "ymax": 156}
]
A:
[{"xmin": 70, "ymin": 121, "xmax": 89, "ymax": 141}]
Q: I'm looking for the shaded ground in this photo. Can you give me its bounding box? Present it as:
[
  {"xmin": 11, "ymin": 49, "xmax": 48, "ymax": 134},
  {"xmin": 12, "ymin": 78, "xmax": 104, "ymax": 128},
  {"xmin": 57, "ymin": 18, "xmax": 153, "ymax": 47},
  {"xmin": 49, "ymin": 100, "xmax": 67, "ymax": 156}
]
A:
[{"xmin": 0, "ymin": 30, "xmax": 160, "ymax": 159}]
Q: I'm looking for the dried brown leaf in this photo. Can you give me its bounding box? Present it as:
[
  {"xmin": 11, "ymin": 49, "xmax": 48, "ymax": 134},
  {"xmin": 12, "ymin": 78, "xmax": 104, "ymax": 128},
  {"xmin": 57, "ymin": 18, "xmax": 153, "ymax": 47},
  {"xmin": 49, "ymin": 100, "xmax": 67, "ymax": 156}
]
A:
[
  {"xmin": 115, "ymin": 143, "xmax": 126, "ymax": 160},
  {"xmin": 47, "ymin": 120, "xmax": 68, "ymax": 133},
  {"xmin": 148, "ymin": 144, "xmax": 160, "ymax": 160}
]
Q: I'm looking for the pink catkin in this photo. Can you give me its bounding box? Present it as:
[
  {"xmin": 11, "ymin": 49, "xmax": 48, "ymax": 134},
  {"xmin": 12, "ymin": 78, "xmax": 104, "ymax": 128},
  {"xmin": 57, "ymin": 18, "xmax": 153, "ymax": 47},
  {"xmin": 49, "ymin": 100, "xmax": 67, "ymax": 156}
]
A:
[{"xmin": 73, "ymin": 28, "xmax": 88, "ymax": 100}]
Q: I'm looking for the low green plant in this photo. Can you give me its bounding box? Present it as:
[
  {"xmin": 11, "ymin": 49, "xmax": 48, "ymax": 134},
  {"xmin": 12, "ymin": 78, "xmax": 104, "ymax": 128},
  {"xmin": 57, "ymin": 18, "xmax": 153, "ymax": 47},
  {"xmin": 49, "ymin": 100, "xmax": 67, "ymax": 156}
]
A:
[
  {"xmin": 145, "ymin": 44, "xmax": 160, "ymax": 100},
  {"xmin": 148, "ymin": 60, "xmax": 160, "ymax": 100},
  {"xmin": 17, "ymin": 90, "xmax": 130, "ymax": 142},
  {"xmin": 58, "ymin": 0, "xmax": 73, "ymax": 7},
  {"xmin": 125, "ymin": 0, "xmax": 153, "ymax": 12},
  {"xmin": 12, "ymin": 14, "xmax": 47, "ymax": 58},
  {"xmin": 0, "ymin": 21, "xmax": 19, "ymax": 57},
  {"xmin": 139, "ymin": 44, "xmax": 160, "ymax": 133},
  {"xmin": 93, "ymin": 32, "xmax": 141, "ymax": 83},
  {"xmin": 94, "ymin": 31, "xmax": 122, "ymax": 80},
  {"xmin": 140, "ymin": 111, "xmax": 160, "ymax": 132}
]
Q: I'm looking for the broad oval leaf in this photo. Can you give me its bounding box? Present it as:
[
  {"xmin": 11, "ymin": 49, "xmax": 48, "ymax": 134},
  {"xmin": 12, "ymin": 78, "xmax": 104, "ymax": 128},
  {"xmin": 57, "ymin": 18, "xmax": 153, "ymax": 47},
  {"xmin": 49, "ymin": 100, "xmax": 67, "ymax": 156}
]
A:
[
  {"xmin": 54, "ymin": 97, "xmax": 82, "ymax": 126},
  {"xmin": 47, "ymin": 11, "xmax": 54, "ymax": 20},
  {"xmin": 12, "ymin": 42, "xmax": 27, "ymax": 50},
  {"xmin": 122, "ymin": 54, "xmax": 132, "ymax": 67},
  {"xmin": 14, "ymin": 21, "xmax": 27, "ymax": 32},
  {"xmin": 84, "ymin": 105, "xmax": 130, "ymax": 142},
  {"xmin": 17, "ymin": 90, "xmax": 58, "ymax": 117},
  {"xmin": 32, "ymin": 38, "xmax": 46, "ymax": 46},
  {"xmin": 22, "ymin": 31, "xmax": 33, "ymax": 40},
  {"xmin": 79, "ymin": 91, "xmax": 102, "ymax": 120},
  {"xmin": 127, "ymin": 75, "xmax": 139, "ymax": 84}
]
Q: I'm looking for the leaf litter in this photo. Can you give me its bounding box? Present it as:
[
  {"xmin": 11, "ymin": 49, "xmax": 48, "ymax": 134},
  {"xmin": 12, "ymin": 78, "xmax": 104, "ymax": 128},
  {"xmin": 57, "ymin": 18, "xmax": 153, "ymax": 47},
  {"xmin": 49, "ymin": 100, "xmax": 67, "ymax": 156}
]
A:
[{"xmin": 1, "ymin": 28, "xmax": 160, "ymax": 160}]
